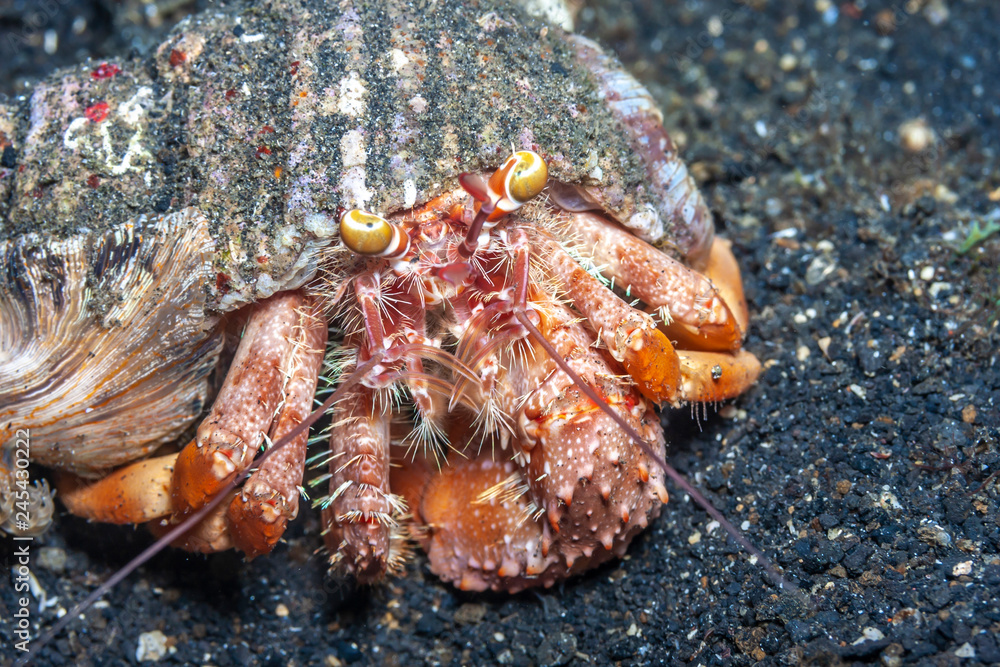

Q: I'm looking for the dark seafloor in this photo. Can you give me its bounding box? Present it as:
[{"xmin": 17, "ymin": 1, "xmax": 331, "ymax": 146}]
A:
[{"xmin": 1, "ymin": 0, "xmax": 998, "ymax": 665}]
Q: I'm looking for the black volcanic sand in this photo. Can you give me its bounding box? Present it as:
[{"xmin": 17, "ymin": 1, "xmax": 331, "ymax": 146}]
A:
[{"xmin": 2, "ymin": 1, "xmax": 999, "ymax": 665}]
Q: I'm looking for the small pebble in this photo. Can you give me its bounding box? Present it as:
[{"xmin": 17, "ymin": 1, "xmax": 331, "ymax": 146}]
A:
[
  {"xmin": 852, "ymin": 627, "xmax": 885, "ymax": 645},
  {"xmin": 924, "ymin": 0, "xmax": 949, "ymax": 26},
  {"xmin": 899, "ymin": 118, "xmax": 936, "ymax": 153},
  {"xmin": 874, "ymin": 9, "xmax": 898, "ymax": 35},
  {"xmin": 955, "ymin": 643, "xmax": 976, "ymax": 658},
  {"xmin": 454, "ymin": 602, "xmax": 487, "ymax": 625},
  {"xmin": 918, "ymin": 523, "xmax": 952, "ymax": 547},
  {"xmin": 136, "ymin": 630, "xmax": 169, "ymax": 662},
  {"xmin": 951, "ymin": 560, "xmax": 972, "ymax": 577},
  {"xmin": 928, "ymin": 282, "xmax": 951, "ymax": 298},
  {"xmin": 707, "ymin": 16, "xmax": 723, "ymax": 37},
  {"xmin": 37, "ymin": 547, "xmax": 67, "ymax": 573},
  {"xmin": 962, "ymin": 405, "xmax": 976, "ymax": 424}
]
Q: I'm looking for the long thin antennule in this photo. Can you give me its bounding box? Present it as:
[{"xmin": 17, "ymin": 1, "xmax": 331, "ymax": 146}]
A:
[
  {"xmin": 513, "ymin": 311, "xmax": 798, "ymax": 595},
  {"xmin": 15, "ymin": 353, "xmax": 386, "ymax": 667},
  {"xmin": 457, "ymin": 198, "xmax": 494, "ymax": 259}
]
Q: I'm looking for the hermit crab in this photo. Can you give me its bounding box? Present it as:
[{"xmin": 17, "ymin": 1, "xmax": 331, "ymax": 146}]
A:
[{"xmin": 0, "ymin": 0, "xmax": 760, "ymax": 593}]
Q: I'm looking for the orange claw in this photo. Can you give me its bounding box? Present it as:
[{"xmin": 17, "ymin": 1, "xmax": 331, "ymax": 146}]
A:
[
  {"xmin": 617, "ymin": 325, "xmax": 681, "ymax": 404},
  {"xmin": 58, "ymin": 454, "xmax": 177, "ymax": 524},
  {"xmin": 540, "ymin": 235, "xmax": 682, "ymax": 403},
  {"xmin": 677, "ymin": 349, "xmax": 762, "ymax": 404},
  {"xmin": 414, "ymin": 455, "xmax": 547, "ymax": 592}
]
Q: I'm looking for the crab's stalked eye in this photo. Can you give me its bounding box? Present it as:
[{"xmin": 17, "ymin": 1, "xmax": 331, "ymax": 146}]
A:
[
  {"xmin": 506, "ymin": 150, "xmax": 549, "ymax": 204},
  {"xmin": 489, "ymin": 150, "xmax": 548, "ymax": 208},
  {"xmin": 340, "ymin": 209, "xmax": 410, "ymax": 258},
  {"xmin": 456, "ymin": 149, "xmax": 548, "ymax": 259}
]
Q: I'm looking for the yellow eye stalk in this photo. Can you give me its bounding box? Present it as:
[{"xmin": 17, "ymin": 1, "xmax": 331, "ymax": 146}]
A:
[
  {"xmin": 457, "ymin": 149, "xmax": 548, "ymax": 258},
  {"xmin": 484, "ymin": 150, "xmax": 548, "ymax": 221},
  {"xmin": 340, "ymin": 209, "xmax": 410, "ymax": 258},
  {"xmin": 340, "ymin": 151, "xmax": 547, "ymax": 261}
]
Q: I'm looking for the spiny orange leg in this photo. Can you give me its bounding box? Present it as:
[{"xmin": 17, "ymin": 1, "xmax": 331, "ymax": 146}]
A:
[
  {"xmin": 171, "ymin": 293, "xmax": 315, "ymax": 514},
  {"xmin": 60, "ymin": 291, "xmax": 326, "ymax": 557},
  {"xmin": 569, "ymin": 211, "xmax": 747, "ymax": 351},
  {"xmin": 318, "ymin": 272, "xmax": 412, "ymax": 583},
  {"xmin": 225, "ymin": 303, "xmax": 327, "ymax": 558},
  {"xmin": 319, "ymin": 383, "xmax": 398, "ymax": 584},
  {"xmin": 539, "ymin": 232, "xmax": 759, "ymax": 405},
  {"xmin": 540, "ymin": 234, "xmax": 680, "ymax": 404}
]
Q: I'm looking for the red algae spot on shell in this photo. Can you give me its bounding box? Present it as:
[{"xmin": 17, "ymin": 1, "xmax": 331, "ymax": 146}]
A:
[
  {"xmin": 84, "ymin": 101, "xmax": 109, "ymax": 123},
  {"xmin": 90, "ymin": 62, "xmax": 122, "ymax": 79}
]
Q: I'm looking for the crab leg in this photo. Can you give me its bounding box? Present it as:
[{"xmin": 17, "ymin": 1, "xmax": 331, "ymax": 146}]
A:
[
  {"xmin": 58, "ymin": 454, "xmax": 177, "ymax": 524},
  {"xmin": 321, "ymin": 384, "xmax": 397, "ymax": 583},
  {"xmin": 320, "ymin": 273, "xmax": 409, "ymax": 582},
  {"xmin": 171, "ymin": 292, "xmax": 318, "ymax": 514},
  {"xmin": 539, "ymin": 235, "xmax": 680, "ymax": 403},
  {"xmin": 568, "ymin": 211, "xmax": 747, "ymax": 351},
  {"xmin": 539, "ymin": 233, "xmax": 758, "ymax": 404},
  {"xmin": 226, "ymin": 304, "xmax": 327, "ymax": 558},
  {"xmin": 60, "ymin": 291, "xmax": 326, "ymax": 555}
]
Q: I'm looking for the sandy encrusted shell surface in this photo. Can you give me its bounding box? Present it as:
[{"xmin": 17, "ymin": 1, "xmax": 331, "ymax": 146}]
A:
[{"xmin": 0, "ymin": 0, "xmax": 711, "ymax": 313}]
